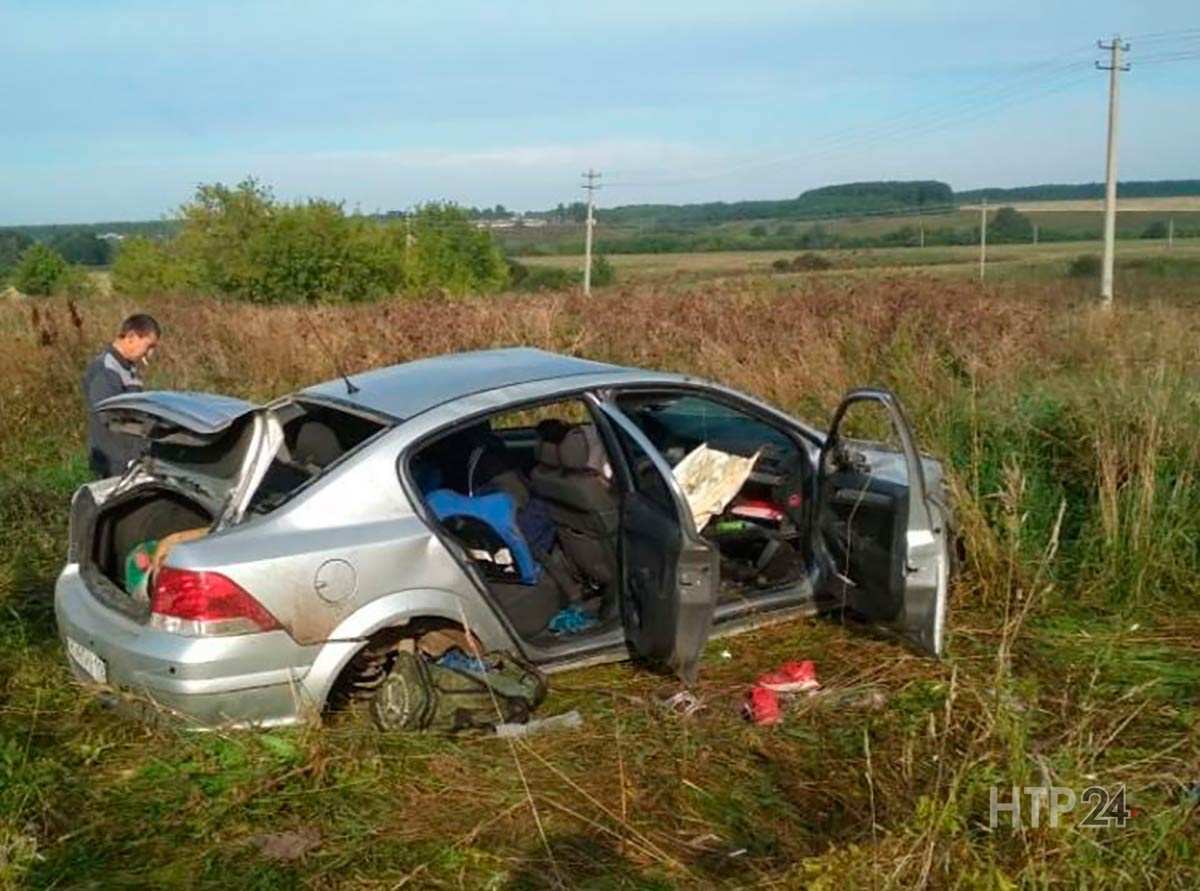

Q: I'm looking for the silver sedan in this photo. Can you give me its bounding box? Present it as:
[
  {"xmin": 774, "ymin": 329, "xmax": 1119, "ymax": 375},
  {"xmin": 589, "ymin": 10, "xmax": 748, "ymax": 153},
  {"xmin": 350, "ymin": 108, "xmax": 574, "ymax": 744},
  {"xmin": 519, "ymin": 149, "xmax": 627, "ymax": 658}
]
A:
[{"xmin": 55, "ymin": 348, "xmax": 953, "ymax": 728}]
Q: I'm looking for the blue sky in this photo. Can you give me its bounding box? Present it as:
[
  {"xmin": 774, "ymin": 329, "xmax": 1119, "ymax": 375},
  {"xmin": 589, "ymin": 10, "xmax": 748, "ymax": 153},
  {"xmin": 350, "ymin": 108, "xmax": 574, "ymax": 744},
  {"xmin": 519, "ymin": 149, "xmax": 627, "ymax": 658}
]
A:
[{"xmin": 1, "ymin": 1, "xmax": 1197, "ymax": 224}]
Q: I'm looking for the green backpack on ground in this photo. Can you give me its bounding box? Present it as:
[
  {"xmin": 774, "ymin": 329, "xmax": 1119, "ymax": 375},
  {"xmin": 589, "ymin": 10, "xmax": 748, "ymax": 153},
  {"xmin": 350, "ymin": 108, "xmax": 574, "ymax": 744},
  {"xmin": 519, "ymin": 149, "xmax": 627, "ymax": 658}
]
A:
[{"xmin": 371, "ymin": 651, "xmax": 548, "ymax": 733}]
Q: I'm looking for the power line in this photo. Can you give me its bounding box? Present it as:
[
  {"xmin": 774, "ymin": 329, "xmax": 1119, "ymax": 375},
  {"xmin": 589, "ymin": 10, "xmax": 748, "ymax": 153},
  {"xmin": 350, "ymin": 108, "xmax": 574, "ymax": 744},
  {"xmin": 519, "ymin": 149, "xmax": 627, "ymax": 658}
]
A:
[
  {"xmin": 604, "ymin": 53, "xmax": 1098, "ymax": 189},
  {"xmin": 1136, "ymin": 49, "xmax": 1200, "ymax": 66},
  {"xmin": 613, "ymin": 71, "xmax": 1096, "ymax": 190},
  {"xmin": 1123, "ymin": 27, "xmax": 1200, "ymax": 43}
]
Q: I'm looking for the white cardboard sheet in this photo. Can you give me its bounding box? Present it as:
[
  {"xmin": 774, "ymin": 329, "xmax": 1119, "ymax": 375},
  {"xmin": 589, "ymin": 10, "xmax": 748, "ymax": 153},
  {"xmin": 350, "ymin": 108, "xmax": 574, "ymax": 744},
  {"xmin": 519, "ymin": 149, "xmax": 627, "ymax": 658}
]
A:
[{"xmin": 672, "ymin": 443, "xmax": 760, "ymax": 531}]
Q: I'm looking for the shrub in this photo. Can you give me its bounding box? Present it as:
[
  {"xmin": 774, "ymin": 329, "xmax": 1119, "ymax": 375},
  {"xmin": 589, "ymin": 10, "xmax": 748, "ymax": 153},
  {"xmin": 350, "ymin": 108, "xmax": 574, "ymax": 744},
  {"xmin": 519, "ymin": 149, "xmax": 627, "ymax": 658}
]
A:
[
  {"xmin": 507, "ymin": 260, "xmax": 577, "ymax": 292},
  {"xmin": 12, "ymin": 244, "xmax": 69, "ymax": 295},
  {"xmin": 791, "ymin": 252, "xmax": 833, "ymax": 271},
  {"xmin": 175, "ymin": 180, "xmax": 407, "ymax": 302},
  {"xmin": 505, "ymin": 257, "xmax": 529, "ymax": 287},
  {"xmin": 1067, "ymin": 254, "xmax": 1101, "ymax": 278},
  {"xmin": 0, "ymin": 231, "xmax": 33, "ymax": 281},
  {"xmin": 111, "ymin": 237, "xmax": 194, "ymax": 297},
  {"xmin": 1141, "ymin": 221, "xmax": 1169, "ymax": 239},
  {"xmin": 524, "ymin": 265, "xmax": 577, "ymax": 291},
  {"xmin": 771, "ymin": 258, "xmax": 792, "ymax": 272},
  {"xmin": 47, "ymin": 231, "xmax": 112, "ymax": 266},
  {"xmin": 590, "ymin": 254, "xmax": 615, "ymax": 287},
  {"xmin": 989, "ymin": 206, "xmax": 1034, "ymax": 243},
  {"xmin": 405, "ymin": 203, "xmax": 509, "ymax": 297},
  {"xmin": 111, "ymin": 179, "xmax": 511, "ymax": 303}
]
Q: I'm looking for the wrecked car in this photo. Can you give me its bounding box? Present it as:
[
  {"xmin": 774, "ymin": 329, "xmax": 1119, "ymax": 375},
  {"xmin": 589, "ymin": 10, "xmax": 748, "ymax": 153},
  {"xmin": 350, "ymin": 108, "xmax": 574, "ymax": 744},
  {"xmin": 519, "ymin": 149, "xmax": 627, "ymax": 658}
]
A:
[{"xmin": 54, "ymin": 347, "xmax": 954, "ymax": 728}]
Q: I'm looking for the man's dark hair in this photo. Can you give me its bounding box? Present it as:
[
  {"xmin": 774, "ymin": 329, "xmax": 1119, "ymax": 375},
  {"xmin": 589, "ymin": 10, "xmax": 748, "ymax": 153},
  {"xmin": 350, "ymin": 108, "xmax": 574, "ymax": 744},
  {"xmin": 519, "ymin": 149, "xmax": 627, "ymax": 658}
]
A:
[{"xmin": 118, "ymin": 314, "xmax": 161, "ymax": 338}]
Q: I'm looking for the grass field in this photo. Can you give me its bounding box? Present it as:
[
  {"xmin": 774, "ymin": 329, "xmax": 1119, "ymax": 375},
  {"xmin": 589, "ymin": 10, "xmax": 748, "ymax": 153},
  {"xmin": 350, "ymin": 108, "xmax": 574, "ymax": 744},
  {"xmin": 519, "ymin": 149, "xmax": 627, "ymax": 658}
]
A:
[
  {"xmin": 522, "ymin": 238, "xmax": 1200, "ymax": 284},
  {"xmin": 962, "ymin": 197, "xmax": 1200, "ymax": 213},
  {"xmin": 3, "ymin": 267, "xmax": 1200, "ymax": 887},
  {"xmin": 501, "ymin": 197, "xmax": 1200, "ymax": 257}
]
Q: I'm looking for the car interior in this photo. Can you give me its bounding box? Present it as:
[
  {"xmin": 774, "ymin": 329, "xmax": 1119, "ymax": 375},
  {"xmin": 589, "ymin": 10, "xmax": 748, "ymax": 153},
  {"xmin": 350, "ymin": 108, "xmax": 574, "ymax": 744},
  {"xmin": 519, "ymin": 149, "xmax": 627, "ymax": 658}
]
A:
[
  {"xmin": 409, "ymin": 392, "xmax": 816, "ymax": 646},
  {"xmin": 248, "ymin": 400, "xmax": 389, "ymax": 514},
  {"xmin": 613, "ymin": 391, "xmax": 812, "ymax": 603}
]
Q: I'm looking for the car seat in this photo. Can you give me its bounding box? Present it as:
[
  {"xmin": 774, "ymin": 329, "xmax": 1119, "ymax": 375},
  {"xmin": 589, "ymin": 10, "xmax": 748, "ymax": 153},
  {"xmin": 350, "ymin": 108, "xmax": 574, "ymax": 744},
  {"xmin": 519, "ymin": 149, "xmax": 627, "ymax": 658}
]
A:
[
  {"xmin": 530, "ymin": 424, "xmax": 620, "ymax": 592},
  {"xmin": 292, "ymin": 420, "xmax": 343, "ymax": 469},
  {"xmin": 425, "ymin": 488, "xmax": 540, "ymax": 585},
  {"xmin": 424, "ymin": 487, "xmax": 569, "ymax": 637}
]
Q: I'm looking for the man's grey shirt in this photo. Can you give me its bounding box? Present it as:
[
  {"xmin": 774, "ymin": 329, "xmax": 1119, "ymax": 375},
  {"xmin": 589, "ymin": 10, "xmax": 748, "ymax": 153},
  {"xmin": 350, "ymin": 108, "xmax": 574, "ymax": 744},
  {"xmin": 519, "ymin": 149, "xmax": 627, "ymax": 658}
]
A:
[{"xmin": 82, "ymin": 346, "xmax": 144, "ymax": 477}]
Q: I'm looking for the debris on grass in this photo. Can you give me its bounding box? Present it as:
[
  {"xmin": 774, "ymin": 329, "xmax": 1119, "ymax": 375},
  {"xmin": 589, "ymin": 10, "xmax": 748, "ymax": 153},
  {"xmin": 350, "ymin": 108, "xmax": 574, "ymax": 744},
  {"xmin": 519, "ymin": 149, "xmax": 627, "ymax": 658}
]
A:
[
  {"xmin": 494, "ymin": 710, "xmax": 583, "ymax": 738},
  {"xmin": 655, "ymin": 688, "xmax": 706, "ymax": 718},
  {"xmin": 244, "ymin": 827, "xmax": 322, "ymax": 862}
]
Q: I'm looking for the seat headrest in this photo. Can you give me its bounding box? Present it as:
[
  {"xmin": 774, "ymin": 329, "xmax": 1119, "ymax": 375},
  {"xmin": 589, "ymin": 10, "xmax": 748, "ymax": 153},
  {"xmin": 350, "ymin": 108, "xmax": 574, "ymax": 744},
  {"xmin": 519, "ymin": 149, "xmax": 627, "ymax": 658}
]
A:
[
  {"xmin": 535, "ymin": 440, "xmax": 560, "ymax": 468},
  {"xmin": 559, "ymin": 424, "xmax": 606, "ymax": 473},
  {"xmin": 293, "ymin": 421, "xmax": 342, "ymax": 467},
  {"xmin": 536, "ymin": 418, "xmax": 569, "ymax": 442},
  {"xmin": 535, "ymin": 418, "xmax": 570, "ymax": 469}
]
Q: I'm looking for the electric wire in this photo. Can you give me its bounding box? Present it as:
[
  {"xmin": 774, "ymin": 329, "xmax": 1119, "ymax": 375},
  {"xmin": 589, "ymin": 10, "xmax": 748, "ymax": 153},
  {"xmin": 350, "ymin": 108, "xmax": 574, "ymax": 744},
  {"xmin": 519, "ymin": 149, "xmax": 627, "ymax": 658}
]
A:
[{"xmin": 605, "ymin": 60, "xmax": 1098, "ymax": 189}]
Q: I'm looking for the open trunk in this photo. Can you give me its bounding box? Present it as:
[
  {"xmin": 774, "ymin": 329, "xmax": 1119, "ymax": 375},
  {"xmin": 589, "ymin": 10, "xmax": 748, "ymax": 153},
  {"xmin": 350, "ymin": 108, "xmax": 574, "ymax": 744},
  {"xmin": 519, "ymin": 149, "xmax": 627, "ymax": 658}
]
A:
[
  {"xmin": 76, "ymin": 390, "xmax": 391, "ymax": 615},
  {"xmin": 82, "ymin": 483, "xmax": 217, "ymax": 619}
]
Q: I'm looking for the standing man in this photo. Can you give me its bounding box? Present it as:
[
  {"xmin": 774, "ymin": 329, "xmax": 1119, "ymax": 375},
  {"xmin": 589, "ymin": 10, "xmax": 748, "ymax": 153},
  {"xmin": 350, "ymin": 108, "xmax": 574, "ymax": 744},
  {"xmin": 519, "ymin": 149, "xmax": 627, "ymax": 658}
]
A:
[{"xmin": 82, "ymin": 313, "xmax": 161, "ymax": 478}]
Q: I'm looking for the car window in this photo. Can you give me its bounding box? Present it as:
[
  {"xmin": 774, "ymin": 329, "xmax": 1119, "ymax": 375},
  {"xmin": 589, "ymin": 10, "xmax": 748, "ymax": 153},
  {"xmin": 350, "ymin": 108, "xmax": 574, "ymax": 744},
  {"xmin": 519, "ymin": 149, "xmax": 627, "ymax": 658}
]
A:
[
  {"xmin": 488, "ymin": 401, "xmax": 592, "ymax": 431},
  {"xmin": 614, "ymin": 391, "xmax": 798, "ymax": 472},
  {"xmin": 606, "ymin": 416, "xmax": 676, "ymax": 516}
]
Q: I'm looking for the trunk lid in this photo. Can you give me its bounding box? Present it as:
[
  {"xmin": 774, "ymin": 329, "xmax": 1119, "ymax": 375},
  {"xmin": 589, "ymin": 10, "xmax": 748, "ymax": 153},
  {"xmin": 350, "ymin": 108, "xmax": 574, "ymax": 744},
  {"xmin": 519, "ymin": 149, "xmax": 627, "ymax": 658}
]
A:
[
  {"xmin": 96, "ymin": 390, "xmax": 282, "ymax": 529},
  {"xmin": 96, "ymin": 391, "xmax": 259, "ymax": 444}
]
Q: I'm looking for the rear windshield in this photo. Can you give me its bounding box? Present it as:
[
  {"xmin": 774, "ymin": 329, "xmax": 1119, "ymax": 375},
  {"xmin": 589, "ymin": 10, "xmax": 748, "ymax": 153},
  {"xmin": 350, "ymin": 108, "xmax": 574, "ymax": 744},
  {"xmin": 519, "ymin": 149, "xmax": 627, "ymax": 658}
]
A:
[
  {"xmin": 248, "ymin": 401, "xmax": 389, "ymax": 514},
  {"xmin": 151, "ymin": 399, "xmax": 389, "ymax": 515},
  {"xmin": 152, "ymin": 418, "xmax": 257, "ymax": 481}
]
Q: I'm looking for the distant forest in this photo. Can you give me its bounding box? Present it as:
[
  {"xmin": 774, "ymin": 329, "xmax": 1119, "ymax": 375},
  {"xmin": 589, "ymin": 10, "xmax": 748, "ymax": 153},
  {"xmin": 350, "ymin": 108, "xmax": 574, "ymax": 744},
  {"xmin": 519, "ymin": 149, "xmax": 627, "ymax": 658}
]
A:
[
  {"xmin": 957, "ymin": 180, "xmax": 1200, "ymax": 203},
  {"xmin": 591, "ymin": 179, "xmax": 1200, "ymax": 228},
  {"xmin": 591, "ymin": 181, "xmax": 957, "ymax": 227}
]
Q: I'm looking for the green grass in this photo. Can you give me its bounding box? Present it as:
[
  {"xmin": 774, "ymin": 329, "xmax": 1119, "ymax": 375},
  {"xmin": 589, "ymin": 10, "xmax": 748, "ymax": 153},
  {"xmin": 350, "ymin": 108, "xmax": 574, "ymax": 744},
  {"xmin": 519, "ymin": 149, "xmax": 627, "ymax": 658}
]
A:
[
  {"xmin": 3, "ymin": 271, "xmax": 1200, "ymax": 887},
  {"xmin": 519, "ymin": 238, "xmax": 1200, "ymax": 285}
]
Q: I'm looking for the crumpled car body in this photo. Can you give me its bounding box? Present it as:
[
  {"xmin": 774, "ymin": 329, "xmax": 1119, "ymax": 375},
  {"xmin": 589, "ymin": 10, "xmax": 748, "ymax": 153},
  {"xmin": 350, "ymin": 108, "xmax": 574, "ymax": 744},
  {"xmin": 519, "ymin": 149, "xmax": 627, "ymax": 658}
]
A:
[{"xmin": 54, "ymin": 348, "xmax": 954, "ymax": 728}]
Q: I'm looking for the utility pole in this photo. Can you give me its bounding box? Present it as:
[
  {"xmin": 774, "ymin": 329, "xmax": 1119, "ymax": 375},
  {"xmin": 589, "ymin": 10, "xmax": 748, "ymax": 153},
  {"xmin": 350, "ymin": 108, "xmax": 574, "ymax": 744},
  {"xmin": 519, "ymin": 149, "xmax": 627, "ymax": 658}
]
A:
[
  {"xmin": 1168, "ymin": 217, "xmax": 1174, "ymax": 249},
  {"xmin": 581, "ymin": 169, "xmax": 601, "ymax": 295},
  {"xmin": 919, "ymin": 221, "xmax": 925, "ymax": 249},
  {"xmin": 1097, "ymin": 35, "xmax": 1130, "ymax": 308},
  {"xmin": 979, "ymin": 197, "xmax": 987, "ymax": 281},
  {"xmin": 1033, "ymin": 223, "xmax": 1039, "ymax": 246}
]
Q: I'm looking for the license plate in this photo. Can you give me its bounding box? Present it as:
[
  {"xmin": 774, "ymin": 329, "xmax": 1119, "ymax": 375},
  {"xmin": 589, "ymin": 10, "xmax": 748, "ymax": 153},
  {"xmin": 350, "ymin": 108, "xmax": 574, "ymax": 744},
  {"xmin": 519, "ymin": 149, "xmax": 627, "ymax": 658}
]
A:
[{"xmin": 66, "ymin": 637, "xmax": 107, "ymax": 684}]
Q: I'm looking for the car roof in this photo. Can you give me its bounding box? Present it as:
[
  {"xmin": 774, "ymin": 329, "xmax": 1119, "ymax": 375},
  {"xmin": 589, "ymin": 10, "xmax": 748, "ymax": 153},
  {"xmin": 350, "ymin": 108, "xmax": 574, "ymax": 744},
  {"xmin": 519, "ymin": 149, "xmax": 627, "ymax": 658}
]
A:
[{"xmin": 300, "ymin": 347, "xmax": 647, "ymax": 420}]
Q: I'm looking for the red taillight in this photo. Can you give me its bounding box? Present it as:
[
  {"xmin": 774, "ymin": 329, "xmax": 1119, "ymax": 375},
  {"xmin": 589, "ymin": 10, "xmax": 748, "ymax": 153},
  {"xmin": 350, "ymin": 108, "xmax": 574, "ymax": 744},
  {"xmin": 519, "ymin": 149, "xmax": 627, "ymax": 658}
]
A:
[{"xmin": 151, "ymin": 567, "xmax": 281, "ymax": 636}]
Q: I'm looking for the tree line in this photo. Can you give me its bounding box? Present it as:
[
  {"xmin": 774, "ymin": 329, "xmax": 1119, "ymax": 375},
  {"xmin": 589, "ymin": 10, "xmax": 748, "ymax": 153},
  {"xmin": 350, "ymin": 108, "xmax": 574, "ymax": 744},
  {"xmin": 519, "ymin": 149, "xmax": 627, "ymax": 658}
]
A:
[
  {"xmin": 957, "ymin": 179, "xmax": 1200, "ymax": 203},
  {"xmin": 1, "ymin": 181, "xmax": 513, "ymax": 300}
]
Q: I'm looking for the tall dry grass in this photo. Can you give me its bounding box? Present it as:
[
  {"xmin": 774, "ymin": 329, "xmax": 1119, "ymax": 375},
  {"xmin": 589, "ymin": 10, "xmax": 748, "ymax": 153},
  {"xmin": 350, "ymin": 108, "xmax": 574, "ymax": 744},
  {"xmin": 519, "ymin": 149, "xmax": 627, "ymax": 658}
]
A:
[{"xmin": 5, "ymin": 273, "xmax": 1198, "ymax": 610}]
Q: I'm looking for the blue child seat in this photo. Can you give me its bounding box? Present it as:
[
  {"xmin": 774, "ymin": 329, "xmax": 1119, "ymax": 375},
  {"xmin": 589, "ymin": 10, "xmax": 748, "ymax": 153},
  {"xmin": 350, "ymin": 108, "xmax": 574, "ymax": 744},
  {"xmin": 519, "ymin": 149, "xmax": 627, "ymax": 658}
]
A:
[{"xmin": 424, "ymin": 488, "xmax": 541, "ymax": 585}]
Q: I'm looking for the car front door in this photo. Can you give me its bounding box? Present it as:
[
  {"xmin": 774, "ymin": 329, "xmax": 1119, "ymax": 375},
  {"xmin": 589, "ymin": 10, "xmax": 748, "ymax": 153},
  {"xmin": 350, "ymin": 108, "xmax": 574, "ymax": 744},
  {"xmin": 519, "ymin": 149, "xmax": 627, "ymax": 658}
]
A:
[
  {"xmin": 817, "ymin": 388, "xmax": 949, "ymax": 656},
  {"xmin": 595, "ymin": 403, "xmax": 719, "ymax": 685}
]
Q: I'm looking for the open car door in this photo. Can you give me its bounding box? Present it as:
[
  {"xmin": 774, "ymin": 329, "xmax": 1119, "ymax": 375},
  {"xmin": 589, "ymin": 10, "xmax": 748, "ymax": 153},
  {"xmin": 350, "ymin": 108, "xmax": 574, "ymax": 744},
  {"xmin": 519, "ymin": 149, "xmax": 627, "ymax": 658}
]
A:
[
  {"xmin": 817, "ymin": 388, "xmax": 949, "ymax": 656},
  {"xmin": 598, "ymin": 404, "xmax": 719, "ymax": 684}
]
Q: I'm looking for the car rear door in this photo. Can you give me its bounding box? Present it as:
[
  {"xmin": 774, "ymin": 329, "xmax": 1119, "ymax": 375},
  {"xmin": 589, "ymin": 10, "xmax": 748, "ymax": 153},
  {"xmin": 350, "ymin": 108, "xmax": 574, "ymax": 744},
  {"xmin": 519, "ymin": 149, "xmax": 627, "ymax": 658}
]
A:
[
  {"xmin": 596, "ymin": 403, "xmax": 719, "ymax": 685},
  {"xmin": 817, "ymin": 388, "xmax": 949, "ymax": 656}
]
